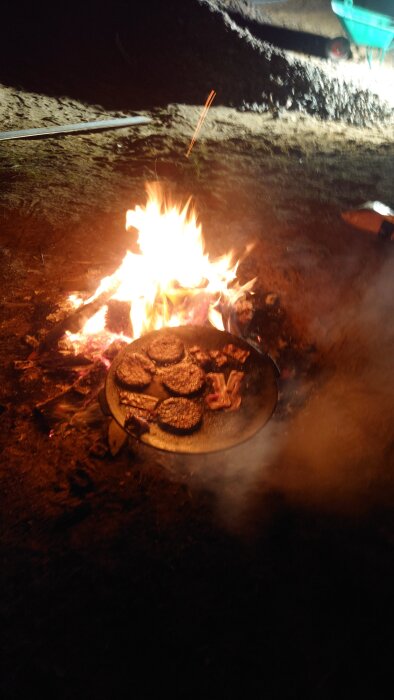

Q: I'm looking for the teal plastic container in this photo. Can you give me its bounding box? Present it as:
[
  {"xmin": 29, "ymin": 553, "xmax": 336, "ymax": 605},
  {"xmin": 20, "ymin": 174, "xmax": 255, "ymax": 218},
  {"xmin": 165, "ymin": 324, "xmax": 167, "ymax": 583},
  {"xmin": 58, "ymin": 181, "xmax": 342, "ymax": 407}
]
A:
[{"xmin": 331, "ymin": 0, "xmax": 394, "ymax": 50}]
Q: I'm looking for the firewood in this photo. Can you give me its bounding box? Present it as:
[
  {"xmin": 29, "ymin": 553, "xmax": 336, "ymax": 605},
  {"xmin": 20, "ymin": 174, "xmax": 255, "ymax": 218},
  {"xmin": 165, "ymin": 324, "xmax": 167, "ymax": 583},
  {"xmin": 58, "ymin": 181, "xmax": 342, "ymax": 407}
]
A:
[
  {"xmin": 34, "ymin": 362, "xmax": 107, "ymax": 429},
  {"xmin": 38, "ymin": 282, "xmax": 121, "ymax": 353},
  {"xmin": 105, "ymin": 299, "xmax": 133, "ymax": 336}
]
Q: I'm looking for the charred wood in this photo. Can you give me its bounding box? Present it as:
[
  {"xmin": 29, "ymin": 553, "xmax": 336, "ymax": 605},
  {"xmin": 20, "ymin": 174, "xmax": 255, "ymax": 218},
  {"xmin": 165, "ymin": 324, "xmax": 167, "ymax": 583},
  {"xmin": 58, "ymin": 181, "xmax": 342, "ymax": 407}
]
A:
[
  {"xmin": 34, "ymin": 361, "xmax": 107, "ymax": 429},
  {"xmin": 38, "ymin": 283, "xmax": 120, "ymax": 353},
  {"xmin": 105, "ymin": 299, "xmax": 133, "ymax": 337}
]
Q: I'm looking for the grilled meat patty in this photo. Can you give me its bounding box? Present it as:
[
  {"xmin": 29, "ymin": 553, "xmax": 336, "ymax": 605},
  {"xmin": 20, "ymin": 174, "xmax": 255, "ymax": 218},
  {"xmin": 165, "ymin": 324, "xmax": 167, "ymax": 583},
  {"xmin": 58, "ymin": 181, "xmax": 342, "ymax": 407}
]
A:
[
  {"xmin": 158, "ymin": 397, "xmax": 202, "ymax": 433},
  {"xmin": 115, "ymin": 352, "xmax": 155, "ymax": 389},
  {"xmin": 128, "ymin": 351, "xmax": 156, "ymax": 373},
  {"xmin": 147, "ymin": 335, "xmax": 184, "ymax": 364},
  {"xmin": 161, "ymin": 362, "xmax": 205, "ymax": 396}
]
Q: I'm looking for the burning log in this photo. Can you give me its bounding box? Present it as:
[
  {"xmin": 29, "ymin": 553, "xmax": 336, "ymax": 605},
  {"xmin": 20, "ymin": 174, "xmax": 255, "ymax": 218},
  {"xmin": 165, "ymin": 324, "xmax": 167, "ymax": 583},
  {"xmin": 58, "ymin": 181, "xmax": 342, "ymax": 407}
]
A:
[
  {"xmin": 38, "ymin": 283, "xmax": 120, "ymax": 354},
  {"xmin": 103, "ymin": 339, "xmax": 129, "ymax": 361},
  {"xmin": 35, "ymin": 185, "xmax": 257, "ymax": 372},
  {"xmin": 37, "ymin": 352, "xmax": 93, "ymax": 371},
  {"xmin": 219, "ymin": 297, "xmax": 255, "ymax": 338},
  {"xmin": 105, "ymin": 299, "xmax": 133, "ymax": 337}
]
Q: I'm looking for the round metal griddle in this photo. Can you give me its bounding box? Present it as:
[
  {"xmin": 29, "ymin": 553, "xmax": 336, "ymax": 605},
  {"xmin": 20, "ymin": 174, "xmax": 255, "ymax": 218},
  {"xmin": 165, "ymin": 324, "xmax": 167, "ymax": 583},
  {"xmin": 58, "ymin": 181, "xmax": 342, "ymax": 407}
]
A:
[{"xmin": 105, "ymin": 325, "xmax": 278, "ymax": 454}]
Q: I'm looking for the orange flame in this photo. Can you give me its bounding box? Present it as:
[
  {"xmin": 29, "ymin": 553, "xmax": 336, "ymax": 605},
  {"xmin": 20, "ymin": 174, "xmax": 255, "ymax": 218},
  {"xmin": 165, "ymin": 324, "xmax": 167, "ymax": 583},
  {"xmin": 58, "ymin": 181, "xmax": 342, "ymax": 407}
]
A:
[{"xmin": 67, "ymin": 183, "xmax": 255, "ymax": 352}]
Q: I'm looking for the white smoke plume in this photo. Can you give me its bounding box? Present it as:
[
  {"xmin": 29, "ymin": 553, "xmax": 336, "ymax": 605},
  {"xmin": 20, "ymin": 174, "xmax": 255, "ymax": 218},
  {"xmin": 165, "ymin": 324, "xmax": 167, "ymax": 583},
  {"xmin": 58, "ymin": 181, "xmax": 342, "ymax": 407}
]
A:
[{"xmin": 153, "ymin": 253, "xmax": 394, "ymax": 531}]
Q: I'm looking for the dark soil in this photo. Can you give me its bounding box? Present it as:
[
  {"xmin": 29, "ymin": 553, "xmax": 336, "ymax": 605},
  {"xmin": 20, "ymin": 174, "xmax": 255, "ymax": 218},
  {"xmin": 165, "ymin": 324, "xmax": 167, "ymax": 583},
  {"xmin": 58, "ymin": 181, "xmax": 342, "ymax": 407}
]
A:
[{"xmin": 0, "ymin": 1, "xmax": 393, "ymax": 124}]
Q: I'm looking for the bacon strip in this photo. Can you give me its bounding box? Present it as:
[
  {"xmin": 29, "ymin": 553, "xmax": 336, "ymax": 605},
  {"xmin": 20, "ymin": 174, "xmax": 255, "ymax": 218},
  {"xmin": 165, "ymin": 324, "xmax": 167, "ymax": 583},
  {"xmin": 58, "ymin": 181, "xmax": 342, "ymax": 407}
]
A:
[
  {"xmin": 205, "ymin": 373, "xmax": 231, "ymax": 410},
  {"xmin": 119, "ymin": 391, "xmax": 158, "ymax": 411},
  {"xmin": 209, "ymin": 350, "xmax": 227, "ymax": 368},
  {"xmin": 205, "ymin": 370, "xmax": 245, "ymax": 411},
  {"xmin": 121, "ymin": 392, "xmax": 159, "ymax": 436},
  {"xmin": 226, "ymin": 370, "xmax": 244, "ymax": 411},
  {"xmin": 195, "ymin": 351, "xmax": 211, "ymax": 368},
  {"xmin": 223, "ymin": 343, "xmax": 250, "ymax": 365}
]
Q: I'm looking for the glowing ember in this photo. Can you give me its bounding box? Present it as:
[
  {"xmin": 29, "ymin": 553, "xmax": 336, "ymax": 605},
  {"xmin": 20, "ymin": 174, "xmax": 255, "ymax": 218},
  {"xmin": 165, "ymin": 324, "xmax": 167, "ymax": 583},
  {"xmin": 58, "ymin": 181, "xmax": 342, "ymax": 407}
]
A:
[
  {"xmin": 67, "ymin": 183, "xmax": 255, "ymax": 352},
  {"xmin": 186, "ymin": 89, "xmax": 216, "ymax": 158}
]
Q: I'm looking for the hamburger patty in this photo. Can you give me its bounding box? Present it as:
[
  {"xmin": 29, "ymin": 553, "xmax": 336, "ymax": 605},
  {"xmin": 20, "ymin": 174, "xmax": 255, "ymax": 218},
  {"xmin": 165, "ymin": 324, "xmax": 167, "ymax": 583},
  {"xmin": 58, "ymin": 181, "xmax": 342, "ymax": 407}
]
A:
[
  {"xmin": 158, "ymin": 397, "xmax": 202, "ymax": 433},
  {"xmin": 128, "ymin": 352, "xmax": 156, "ymax": 373},
  {"xmin": 161, "ymin": 362, "xmax": 205, "ymax": 396},
  {"xmin": 115, "ymin": 352, "xmax": 155, "ymax": 389},
  {"xmin": 147, "ymin": 335, "xmax": 184, "ymax": 364}
]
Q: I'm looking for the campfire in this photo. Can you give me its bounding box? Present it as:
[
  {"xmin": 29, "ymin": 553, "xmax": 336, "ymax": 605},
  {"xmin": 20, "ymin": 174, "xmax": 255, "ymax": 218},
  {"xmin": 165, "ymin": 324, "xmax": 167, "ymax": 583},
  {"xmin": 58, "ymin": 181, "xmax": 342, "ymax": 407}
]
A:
[
  {"xmin": 28, "ymin": 185, "xmax": 261, "ymax": 445},
  {"xmin": 64, "ymin": 183, "xmax": 256, "ymax": 356},
  {"xmin": 24, "ymin": 183, "xmax": 316, "ymax": 452}
]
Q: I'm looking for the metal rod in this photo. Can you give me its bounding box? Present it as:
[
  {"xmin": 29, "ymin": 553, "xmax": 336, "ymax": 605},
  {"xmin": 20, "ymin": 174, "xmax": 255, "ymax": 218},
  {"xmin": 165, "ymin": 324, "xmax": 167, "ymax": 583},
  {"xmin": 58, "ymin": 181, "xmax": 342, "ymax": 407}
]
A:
[{"xmin": 0, "ymin": 116, "xmax": 151, "ymax": 142}]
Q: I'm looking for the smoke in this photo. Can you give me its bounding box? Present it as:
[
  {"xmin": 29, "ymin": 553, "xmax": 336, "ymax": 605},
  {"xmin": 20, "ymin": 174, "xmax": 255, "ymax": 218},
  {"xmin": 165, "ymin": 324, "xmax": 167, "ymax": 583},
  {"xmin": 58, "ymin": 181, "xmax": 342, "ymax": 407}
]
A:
[
  {"xmin": 155, "ymin": 253, "xmax": 394, "ymax": 531},
  {"xmin": 267, "ymin": 253, "xmax": 394, "ymax": 515},
  {"xmin": 188, "ymin": 421, "xmax": 283, "ymax": 529}
]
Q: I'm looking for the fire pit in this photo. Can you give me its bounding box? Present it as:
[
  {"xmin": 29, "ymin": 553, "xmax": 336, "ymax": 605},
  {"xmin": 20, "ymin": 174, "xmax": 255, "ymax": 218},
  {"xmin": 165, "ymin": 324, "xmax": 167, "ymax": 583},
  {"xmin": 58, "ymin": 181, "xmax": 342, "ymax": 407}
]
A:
[{"xmin": 29, "ymin": 182, "xmax": 312, "ymax": 453}]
